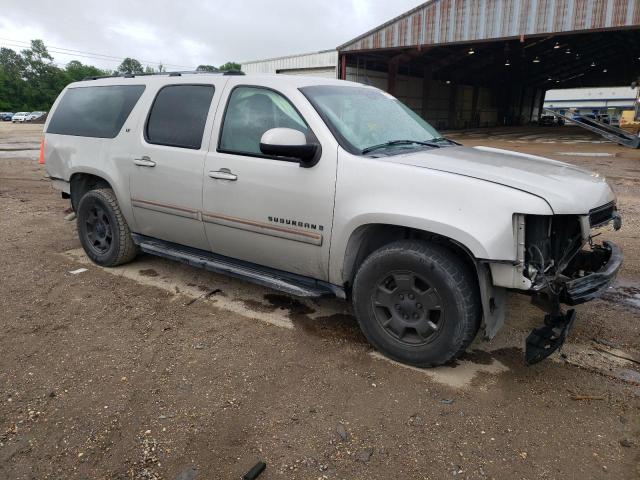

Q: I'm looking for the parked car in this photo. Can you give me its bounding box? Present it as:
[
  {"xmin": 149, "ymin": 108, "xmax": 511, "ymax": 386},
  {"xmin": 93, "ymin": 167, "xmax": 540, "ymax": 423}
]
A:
[
  {"xmin": 42, "ymin": 73, "xmax": 623, "ymax": 367},
  {"xmin": 598, "ymin": 114, "xmax": 611, "ymax": 124},
  {"xmin": 0, "ymin": 112, "xmax": 14, "ymax": 121},
  {"xmin": 27, "ymin": 111, "xmax": 47, "ymax": 122},
  {"xmin": 12, "ymin": 112, "xmax": 30, "ymax": 123},
  {"xmin": 538, "ymin": 114, "xmax": 564, "ymax": 126}
]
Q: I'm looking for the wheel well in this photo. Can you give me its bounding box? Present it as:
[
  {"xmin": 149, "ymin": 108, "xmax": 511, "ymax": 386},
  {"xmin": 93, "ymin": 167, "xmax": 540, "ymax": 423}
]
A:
[
  {"xmin": 343, "ymin": 224, "xmax": 478, "ymax": 289},
  {"xmin": 69, "ymin": 173, "xmax": 112, "ymax": 211}
]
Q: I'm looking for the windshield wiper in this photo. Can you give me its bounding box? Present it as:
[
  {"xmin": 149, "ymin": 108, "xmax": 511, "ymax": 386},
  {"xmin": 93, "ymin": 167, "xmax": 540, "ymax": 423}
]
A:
[
  {"xmin": 361, "ymin": 139, "xmax": 441, "ymax": 155},
  {"xmin": 430, "ymin": 136, "xmax": 461, "ymax": 146}
]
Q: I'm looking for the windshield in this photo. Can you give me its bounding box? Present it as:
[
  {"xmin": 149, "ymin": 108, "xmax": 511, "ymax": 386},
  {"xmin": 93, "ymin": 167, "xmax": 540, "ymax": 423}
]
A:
[{"xmin": 300, "ymin": 85, "xmax": 441, "ymax": 155}]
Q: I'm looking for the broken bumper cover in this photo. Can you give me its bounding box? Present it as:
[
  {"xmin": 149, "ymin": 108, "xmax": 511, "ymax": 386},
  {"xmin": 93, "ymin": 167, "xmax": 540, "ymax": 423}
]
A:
[
  {"xmin": 525, "ymin": 241, "xmax": 622, "ymax": 364},
  {"xmin": 560, "ymin": 241, "xmax": 622, "ymax": 305}
]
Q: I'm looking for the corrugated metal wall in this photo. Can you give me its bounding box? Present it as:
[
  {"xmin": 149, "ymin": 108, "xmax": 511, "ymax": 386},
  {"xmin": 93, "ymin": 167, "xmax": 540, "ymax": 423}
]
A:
[
  {"xmin": 340, "ymin": 0, "xmax": 640, "ymax": 52},
  {"xmin": 344, "ymin": 67, "xmax": 502, "ymax": 128},
  {"xmin": 241, "ymin": 50, "xmax": 338, "ymax": 75}
]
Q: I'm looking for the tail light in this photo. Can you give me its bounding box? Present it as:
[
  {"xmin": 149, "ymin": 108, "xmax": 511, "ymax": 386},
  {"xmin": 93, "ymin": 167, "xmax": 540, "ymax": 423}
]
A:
[{"xmin": 38, "ymin": 138, "xmax": 45, "ymax": 165}]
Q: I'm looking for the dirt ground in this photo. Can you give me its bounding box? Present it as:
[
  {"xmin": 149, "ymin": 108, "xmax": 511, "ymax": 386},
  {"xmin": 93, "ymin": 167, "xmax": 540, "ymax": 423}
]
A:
[{"xmin": 1, "ymin": 122, "xmax": 639, "ymax": 480}]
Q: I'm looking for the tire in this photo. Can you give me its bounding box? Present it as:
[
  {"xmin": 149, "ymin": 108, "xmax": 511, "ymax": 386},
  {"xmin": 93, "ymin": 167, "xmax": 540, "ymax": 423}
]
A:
[
  {"xmin": 352, "ymin": 240, "xmax": 481, "ymax": 367},
  {"xmin": 76, "ymin": 188, "xmax": 138, "ymax": 267}
]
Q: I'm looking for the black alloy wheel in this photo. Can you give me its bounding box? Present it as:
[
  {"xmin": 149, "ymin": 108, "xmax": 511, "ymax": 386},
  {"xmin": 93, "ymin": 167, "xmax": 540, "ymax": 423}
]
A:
[{"xmin": 372, "ymin": 270, "xmax": 444, "ymax": 346}]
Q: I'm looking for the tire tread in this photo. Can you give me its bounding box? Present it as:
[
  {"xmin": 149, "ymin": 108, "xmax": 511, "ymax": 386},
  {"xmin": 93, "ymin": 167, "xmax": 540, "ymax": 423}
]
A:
[
  {"xmin": 353, "ymin": 239, "xmax": 481, "ymax": 367},
  {"xmin": 77, "ymin": 188, "xmax": 137, "ymax": 266}
]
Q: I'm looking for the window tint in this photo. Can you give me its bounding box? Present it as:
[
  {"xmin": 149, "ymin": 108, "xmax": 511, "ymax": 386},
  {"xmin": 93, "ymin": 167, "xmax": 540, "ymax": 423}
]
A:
[
  {"xmin": 47, "ymin": 85, "xmax": 145, "ymax": 138},
  {"xmin": 146, "ymin": 85, "xmax": 214, "ymax": 149},
  {"xmin": 219, "ymin": 86, "xmax": 308, "ymax": 155}
]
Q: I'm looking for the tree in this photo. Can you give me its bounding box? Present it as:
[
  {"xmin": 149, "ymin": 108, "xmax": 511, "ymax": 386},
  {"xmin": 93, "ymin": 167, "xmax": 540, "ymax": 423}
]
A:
[
  {"xmin": 117, "ymin": 57, "xmax": 144, "ymax": 75},
  {"xmin": 66, "ymin": 60, "xmax": 107, "ymax": 81},
  {"xmin": 0, "ymin": 39, "xmax": 163, "ymax": 111},
  {"xmin": 0, "ymin": 47, "xmax": 28, "ymax": 110},
  {"xmin": 20, "ymin": 40, "xmax": 66, "ymax": 111},
  {"xmin": 218, "ymin": 62, "xmax": 241, "ymax": 72},
  {"xmin": 196, "ymin": 64, "xmax": 218, "ymax": 72},
  {"xmin": 0, "ymin": 47, "xmax": 26, "ymax": 109},
  {"xmin": 22, "ymin": 39, "xmax": 53, "ymax": 65}
]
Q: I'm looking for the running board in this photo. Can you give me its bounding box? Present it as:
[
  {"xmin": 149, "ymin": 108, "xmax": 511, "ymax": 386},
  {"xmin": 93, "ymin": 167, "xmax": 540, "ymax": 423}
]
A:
[
  {"xmin": 545, "ymin": 109, "xmax": 640, "ymax": 149},
  {"xmin": 131, "ymin": 234, "xmax": 344, "ymax": 299}
]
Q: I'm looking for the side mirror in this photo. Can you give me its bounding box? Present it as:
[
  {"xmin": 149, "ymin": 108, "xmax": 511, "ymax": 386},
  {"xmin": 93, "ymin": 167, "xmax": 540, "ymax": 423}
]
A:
[{"xmin": 259, "ymin": 128, "xmax": 319, "ymax": 167}]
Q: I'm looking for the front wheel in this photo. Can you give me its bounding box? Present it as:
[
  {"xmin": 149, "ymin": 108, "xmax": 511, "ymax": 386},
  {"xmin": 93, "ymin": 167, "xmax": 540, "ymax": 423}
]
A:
[
  {"xmin": 352, "ymin": 240, "xmax": 481, "ymax": 367},
  {"xmin": 76, "ymin": 188, "xmax": 138, "ymax": 267}
]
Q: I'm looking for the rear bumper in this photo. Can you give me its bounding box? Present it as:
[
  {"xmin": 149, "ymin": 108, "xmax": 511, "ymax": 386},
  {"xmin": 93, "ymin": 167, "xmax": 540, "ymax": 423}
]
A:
[
  {"xmin": 47, "ymin": 176, "xmax": 70, "ymax": 194},
  {"xmin": 560, "ymin": 241, "xmax": 622, "ymax": 305}
]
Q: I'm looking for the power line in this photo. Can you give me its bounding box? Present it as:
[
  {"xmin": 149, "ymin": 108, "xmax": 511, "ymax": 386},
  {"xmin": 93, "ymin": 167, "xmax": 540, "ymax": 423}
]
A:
[
  {"xmin": 0, "ymin": 37, "xmax": 193, "ymax": 69},
  {"xmin": 0, "ymin": 37, "xmax": 193, "ymax": 68},
  {"xmin": 0, "ymin": 37, "xmax": 128, "ymax": 62},
  {"xmin": 0, "ymin": 41, "xmax": 123, "ymax": 66}
]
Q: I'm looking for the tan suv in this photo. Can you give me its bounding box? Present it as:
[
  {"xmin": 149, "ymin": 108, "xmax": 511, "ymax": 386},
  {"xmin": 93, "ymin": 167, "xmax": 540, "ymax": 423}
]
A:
[{"xmin": 43, "ymin": 71, "xmax": 622, "ymax": 367}]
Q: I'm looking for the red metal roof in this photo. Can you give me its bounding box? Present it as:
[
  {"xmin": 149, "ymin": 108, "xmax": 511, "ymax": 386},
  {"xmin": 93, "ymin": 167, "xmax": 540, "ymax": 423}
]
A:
[{"xmin": 339, "ymin": 0, "xmax": 640, "ymax": 52}]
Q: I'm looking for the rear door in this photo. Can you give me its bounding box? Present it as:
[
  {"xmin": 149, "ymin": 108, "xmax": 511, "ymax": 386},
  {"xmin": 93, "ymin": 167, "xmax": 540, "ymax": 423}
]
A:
[{"xmin": 130, "ymin": 80, "xmax": 224, "ymax": 250}]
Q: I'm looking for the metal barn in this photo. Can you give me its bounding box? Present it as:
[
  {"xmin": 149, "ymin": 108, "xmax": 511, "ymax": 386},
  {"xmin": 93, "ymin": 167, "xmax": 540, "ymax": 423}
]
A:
[
  {"xmin": 242, "ymin": 0, "xmax": 640, "ymax": 128},
  {"xmin": 338, "ymin": 0, "xmax": 640, "ymax": 128}
]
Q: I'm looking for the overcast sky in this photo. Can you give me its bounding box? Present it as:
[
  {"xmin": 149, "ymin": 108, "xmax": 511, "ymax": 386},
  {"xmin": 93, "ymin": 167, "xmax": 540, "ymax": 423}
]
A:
[{"xmin": 0, "ymin": 0, "xmax": 423, "ymax": 70}]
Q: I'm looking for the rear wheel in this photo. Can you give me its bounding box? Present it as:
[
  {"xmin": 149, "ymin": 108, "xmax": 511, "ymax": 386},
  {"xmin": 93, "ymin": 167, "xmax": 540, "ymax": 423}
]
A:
[
  {"xmin": 76, "ymin": 188, "xmax": 137, "ymax": 267},
  {"xmin": 352, "ymin": 240, "xmax": 481, "ymax": 367}
]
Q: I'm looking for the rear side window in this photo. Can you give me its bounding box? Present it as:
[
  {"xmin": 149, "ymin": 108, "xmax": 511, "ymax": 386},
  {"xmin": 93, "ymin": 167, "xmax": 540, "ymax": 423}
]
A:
[
  {"xmin": 145, "ymin": 85, "xmax": 215, "ymax": 149},
  {"xmin": 47, "ymin": 85, "xmax": 145, "ymax": 138}
]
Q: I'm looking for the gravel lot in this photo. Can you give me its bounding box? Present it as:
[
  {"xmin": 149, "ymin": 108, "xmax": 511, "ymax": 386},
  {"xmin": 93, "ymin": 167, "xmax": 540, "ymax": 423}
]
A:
[{"xmin": 1, "ymin": 122, "xmax": 639, "ymax": 479}]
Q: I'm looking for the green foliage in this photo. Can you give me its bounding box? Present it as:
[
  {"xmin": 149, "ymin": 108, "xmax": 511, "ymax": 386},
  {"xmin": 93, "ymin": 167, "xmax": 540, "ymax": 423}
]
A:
[
  {"xmin": 0, "ymin": 39, "xmax": 110, "ymax": 111},
  {"xmin": 65, "ymin": 60, "xmax": 105, "ymax": 82},
  {"xmin": 197, "ymin": 63, "xmax": 241, "ymax": 74},
  {"xmin": 118, "ymin": 57, "xmax": 144, "ymax": 75},
  {"xmin": 196, "ymin": 64, "xmax": 218, "ymax": 72},
  {"xmin": 218, "ymin": 62, "xmax": 241, "ymax": 72},
  {"xmin": 0, "ymin": 39, "xmax": 242, "ymax": 111}
]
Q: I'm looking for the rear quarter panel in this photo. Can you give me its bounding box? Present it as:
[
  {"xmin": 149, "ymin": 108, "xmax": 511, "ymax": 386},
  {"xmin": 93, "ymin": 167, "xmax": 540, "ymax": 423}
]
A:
[{"xmin": 44, "ymin": 80, "xmax": 153, "ymax": 231}]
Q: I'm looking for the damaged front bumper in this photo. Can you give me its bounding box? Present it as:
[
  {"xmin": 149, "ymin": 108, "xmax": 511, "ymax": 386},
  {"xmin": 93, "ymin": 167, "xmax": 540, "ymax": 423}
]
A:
[
  {"xmin": 524, "ymin": 241, "xmax": 622, "ymax": 364},
  {"xmin": 560, "ymin": 241, "xmax": 623, "ymax": 305},
  {"xmin": 530, "ymin": 240, "xmax": 623, "ymax": 311}
]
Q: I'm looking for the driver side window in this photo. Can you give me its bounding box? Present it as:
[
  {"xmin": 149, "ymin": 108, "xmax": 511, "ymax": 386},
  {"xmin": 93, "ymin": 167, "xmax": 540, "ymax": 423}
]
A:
[{"xmin": 218, "ymin": 86, "xmax": 308, "ymax": 156}]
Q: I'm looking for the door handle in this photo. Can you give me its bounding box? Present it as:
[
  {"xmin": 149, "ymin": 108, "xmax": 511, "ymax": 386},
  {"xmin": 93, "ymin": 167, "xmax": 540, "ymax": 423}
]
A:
[
  {"xmin": 208, "ymin": 168, "xmax": 237, "ymax": 181},
  {"xmin": 133, "ymin": 156, "xmax": 156, "ymax": 167}
]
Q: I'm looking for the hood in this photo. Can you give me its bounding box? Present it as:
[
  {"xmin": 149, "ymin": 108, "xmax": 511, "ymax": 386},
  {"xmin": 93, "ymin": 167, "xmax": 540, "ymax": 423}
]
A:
[{"xmin": 387, "ymin": 146, "xmax": 614, "ymax": 214}]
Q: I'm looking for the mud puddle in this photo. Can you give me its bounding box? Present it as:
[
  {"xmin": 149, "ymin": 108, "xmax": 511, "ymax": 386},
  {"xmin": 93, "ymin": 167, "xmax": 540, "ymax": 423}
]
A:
[
  {"xmin": 62, "ymin": 248, "xmax": 511, "ymax": 388},
  {"xmin": 0, "ymin": 149, "xmax": 39, "ymax": 159},
  {"xmin": 602, "ymin": 278, "xmax": 640, "ymax": 309},
  {"xmin": 370, "ymin": 350, "xmax": 510, "ymax": 388},
  {"xmin": 62, "ymin": 248, "xmax": 640, "ymax": 388},
  {"xmin": 555, "ymin": 152, "xmax": 615, "ymax": 157}
]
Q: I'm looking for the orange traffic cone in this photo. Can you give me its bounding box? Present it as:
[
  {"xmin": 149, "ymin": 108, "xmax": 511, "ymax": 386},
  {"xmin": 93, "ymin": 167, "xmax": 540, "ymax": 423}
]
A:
[{"xmin": 38, "ymin": 138, "xmax": 45, "ymax": 165}]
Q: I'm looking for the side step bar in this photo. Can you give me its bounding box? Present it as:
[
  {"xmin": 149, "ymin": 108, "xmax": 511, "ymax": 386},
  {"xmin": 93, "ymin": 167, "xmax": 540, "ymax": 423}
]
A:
[
  {"xmin": 545, "ymin": 109, "xmax": 640, "ymax": 149},
  {"xmin": 131, "ymin": 234, "xmax": 344, "ymax": 299}
]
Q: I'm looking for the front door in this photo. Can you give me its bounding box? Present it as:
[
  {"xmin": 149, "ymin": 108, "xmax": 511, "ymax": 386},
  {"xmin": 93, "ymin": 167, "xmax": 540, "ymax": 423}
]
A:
[
  {"xmin": 202, "ymin": 82, "xmax": 337, "ymax": 280},
  {"xmin": 130, "ymin": 83, "xmax": 218, "ymax": 250}
]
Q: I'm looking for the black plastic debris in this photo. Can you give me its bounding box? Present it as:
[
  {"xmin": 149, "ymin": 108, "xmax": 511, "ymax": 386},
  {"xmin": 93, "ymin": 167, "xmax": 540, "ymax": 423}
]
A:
[
  {"xmin": 525, "ymin": 309, "xmax": 576, "ymax": 365},
  {"xmin": 242, "ymin": 461, "xmax": 266, "ymax": 480}
]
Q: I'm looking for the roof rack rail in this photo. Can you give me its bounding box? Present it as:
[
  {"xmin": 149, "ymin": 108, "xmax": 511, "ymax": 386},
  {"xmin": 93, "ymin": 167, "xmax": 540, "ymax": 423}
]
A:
[{"xmin": 82, "ymin": 69, "xmax": 245, "ymax": 81}]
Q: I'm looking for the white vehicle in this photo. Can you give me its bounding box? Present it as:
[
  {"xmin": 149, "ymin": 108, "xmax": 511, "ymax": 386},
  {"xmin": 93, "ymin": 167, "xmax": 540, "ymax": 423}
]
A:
[
  {"xmin": 42, "ymin": 72, "xmax": 623, "ymax": 367},
  {"xmin": 12, "ymin": 112, "xmax": 30, "ymax": 123},
  {"xmin": 27, "ymin": 111, "xmax": 46, "ymax": 121}
]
